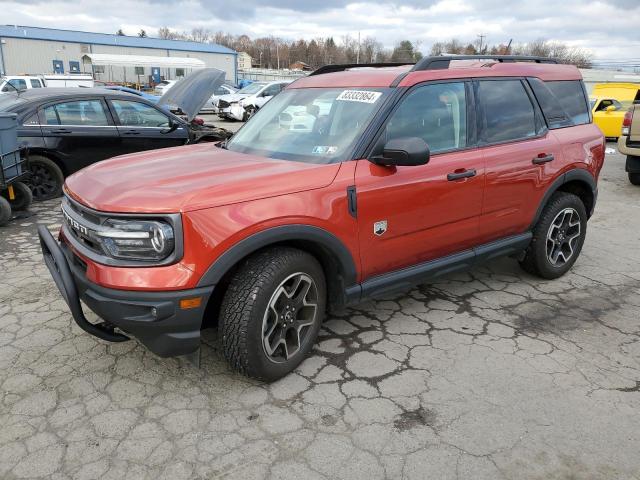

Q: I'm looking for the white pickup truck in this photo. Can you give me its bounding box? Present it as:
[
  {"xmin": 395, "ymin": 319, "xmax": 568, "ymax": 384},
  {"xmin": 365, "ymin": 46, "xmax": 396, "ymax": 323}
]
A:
[{"xmin": 0, "ymin": 75, "xmax": 94, "ymax": 93}]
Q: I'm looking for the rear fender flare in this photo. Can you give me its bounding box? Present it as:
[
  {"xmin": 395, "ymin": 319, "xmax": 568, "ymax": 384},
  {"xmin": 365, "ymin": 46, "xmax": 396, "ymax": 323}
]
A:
[{"xmin": 530, "ymin": 169, "xmax": 597, "ymax": 229}]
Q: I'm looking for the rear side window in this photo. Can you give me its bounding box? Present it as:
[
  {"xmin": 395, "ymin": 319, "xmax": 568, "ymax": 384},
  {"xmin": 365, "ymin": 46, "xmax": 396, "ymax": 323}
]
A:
[
  {"xmin": 477, "ymin": 80, "xmax": 537, "ymax": 144},
  {"xmin": 43, "ymin": 100, "xmax": 110, "ymax": 126},
  {"xmin": 546, "ymin": 81, "xmax": 589, "ymax": 126},
  {"xmin": 30, "ymin": 79, "xmax": 42, "ymax": 88}
]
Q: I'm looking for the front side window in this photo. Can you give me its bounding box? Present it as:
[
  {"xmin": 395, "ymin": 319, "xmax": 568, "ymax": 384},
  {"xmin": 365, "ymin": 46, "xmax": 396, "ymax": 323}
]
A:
[
  {"xmin": 43, "ymin": 100, "xmax": 110, "ymax": 126},
  {"xmin": 382, "ymin": 82, "xmax": 467, "ymax": 154},
  {"xmin": 594, "ymin": 99, "xmax": 623, "ymax": 112},
  {"xmin": 110, "ymin": 100, "xmax": 171, "ymax": 127},
  {"xmin": 478, "ymin": 80, "xmax": 537, "ymax": 144},
  {"xmin": 227, "ymin": 87, "xmax": 390, "ymax": 163}
]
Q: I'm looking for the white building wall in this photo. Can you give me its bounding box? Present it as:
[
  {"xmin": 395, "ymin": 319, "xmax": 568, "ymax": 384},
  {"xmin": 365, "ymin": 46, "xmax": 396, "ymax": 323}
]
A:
[{"xmin": 0, "ymin": 37, "xmax": 236, "ymax": 85}]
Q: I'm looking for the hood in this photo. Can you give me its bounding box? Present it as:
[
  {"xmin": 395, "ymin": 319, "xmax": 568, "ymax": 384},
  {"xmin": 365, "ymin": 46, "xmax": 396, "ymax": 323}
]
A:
[
  {"xmin": 217, "ymin": 93, "xmax": 250, "ymax": 104},
  {"xmin": 157, "ymin": 68, "xmax": 226, "ymax": 121},
  {"xmin": 65, "ymin": 144, "xmax": 341, "ymax": 214}
]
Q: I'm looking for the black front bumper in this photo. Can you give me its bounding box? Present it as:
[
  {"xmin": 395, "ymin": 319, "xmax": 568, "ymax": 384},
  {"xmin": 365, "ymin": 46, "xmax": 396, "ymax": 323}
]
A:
[{"xmin": 38, "ymin": 225, "xmax": 214, "ymax": 357}]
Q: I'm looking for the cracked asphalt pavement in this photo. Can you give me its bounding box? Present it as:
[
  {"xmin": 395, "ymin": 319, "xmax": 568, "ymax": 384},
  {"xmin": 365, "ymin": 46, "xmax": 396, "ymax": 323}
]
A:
[{"xmin": 1, "ymin": 146, "xmax": 639, "ymax": 480}]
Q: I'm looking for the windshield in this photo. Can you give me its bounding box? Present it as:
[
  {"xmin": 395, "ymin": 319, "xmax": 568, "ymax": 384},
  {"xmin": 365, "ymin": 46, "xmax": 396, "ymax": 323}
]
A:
[
  {"xmin": 238, "ymin": 83, "xmax": 266, "ymax": 94},
  {"xmin": 227, "ymin": 87, "xmax": 390, "ymax": 163}
]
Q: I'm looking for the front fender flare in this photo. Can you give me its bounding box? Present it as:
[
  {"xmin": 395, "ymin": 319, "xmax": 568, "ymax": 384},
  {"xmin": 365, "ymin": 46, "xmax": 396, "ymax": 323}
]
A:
[{"xmin": 196, "ymin": 224, "xmax": 358, "ymax": 289}]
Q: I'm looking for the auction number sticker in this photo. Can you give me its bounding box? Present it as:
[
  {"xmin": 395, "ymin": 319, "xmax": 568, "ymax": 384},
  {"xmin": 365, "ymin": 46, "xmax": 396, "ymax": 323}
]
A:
[{"xmin": 336, "ymin": 90, "xmax": 382, "ymax": 104}]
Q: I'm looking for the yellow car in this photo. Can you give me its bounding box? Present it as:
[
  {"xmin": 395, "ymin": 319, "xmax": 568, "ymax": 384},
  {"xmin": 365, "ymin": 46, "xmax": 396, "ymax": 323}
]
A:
[{"xmin": 590, "ymin": 83, "xmax": 640, "ymax": 138}]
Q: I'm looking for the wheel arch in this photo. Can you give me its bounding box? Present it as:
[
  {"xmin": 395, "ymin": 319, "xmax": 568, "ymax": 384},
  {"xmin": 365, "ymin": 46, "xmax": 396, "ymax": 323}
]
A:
[
  {"xmin": 27, "ymin": 149, "xmax": 68, "ymax": 176},
  {"xmin": 530, "ymin": 169, "xmax": 597, "ymax": 229},
  {"xmin": 197, "ymin": 225, "xmax": 359, "ymax": 326}
]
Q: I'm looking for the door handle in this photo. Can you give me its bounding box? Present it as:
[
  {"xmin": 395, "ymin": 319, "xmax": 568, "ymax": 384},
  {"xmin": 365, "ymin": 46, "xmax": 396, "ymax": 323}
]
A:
[
  {"xmin": 51, "ymin": 128, "xmax": 72, "ymax": 134},
  {"xmin": 447, "ymin": 168, "xmax": 477, "ymax": 181},
  {"xmin": 121, "ymin": 131, "xmax": 141, "ymax": 136},
  {"xmin": 532, "ymin": 153, "xmax": 555, "ymax": 164}
]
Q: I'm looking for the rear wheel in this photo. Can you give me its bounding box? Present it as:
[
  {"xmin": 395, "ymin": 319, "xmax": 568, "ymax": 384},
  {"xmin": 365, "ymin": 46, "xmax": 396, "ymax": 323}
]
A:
[
  {"xmin": 26, "ymin": 155, "xmax": 64, "ymax": 201},
  {"xmin": 519, "ymin": 192, "xmax": 587, "ymax": 279},
  {"xmin": 219, "ymin": 247, "xmax": 326, "ymax": 381},
  {"xmin": 629, "ymin": 173, "xmax": 640, "ymax": 186},
  {"xmin": 0, "ymin": 196, "xmax": 11, "ymax": 227}
]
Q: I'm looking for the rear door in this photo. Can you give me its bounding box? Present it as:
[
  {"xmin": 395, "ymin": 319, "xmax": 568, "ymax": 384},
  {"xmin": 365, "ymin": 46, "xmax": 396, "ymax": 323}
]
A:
[
  {"xmin": 39, "ymin": 97, "xmax": 121, "ymax": 173},
  {"xmin": 475, "ymin": 78, "xmax": 561, "ymax": 244},
  {"xmin": 107, "ymin": 98, "xmax": 188, "ymax": 154},
  {"xmin": 355, "ymin": 81, "xmax": 485, "ymax": 279}
]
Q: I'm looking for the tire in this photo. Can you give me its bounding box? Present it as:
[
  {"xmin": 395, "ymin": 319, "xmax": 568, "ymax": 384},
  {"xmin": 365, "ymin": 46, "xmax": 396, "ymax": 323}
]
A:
[
  {"xmin": 519, "ymin": 192, "xmax": 587, "ymax": 279},
  {"xmin": 26, "ymin": 155, "xmax": 64, "ymax": 201},
  {"xmin": 3, "ymin": 182, "xmax": 33, "ymax": 211},
  {"xmin": 243, "ymin": 106, "xmax": 256, "ymax": 122},
  {"xmin": 219, "ymin": 247, "xmax": 326, "ymax": 381},
  {"xmin": 629, "ymin": 173, "xmax": 640, "ymax": 186},
  {"xmin": 0, "ymin": 196, "xmax": 11, "ymax": 227}
]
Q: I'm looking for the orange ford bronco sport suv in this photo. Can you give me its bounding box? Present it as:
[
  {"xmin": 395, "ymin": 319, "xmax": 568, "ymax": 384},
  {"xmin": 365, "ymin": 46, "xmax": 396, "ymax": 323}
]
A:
[{"xmin": 39, "ymin": 56, "xmax": 605, "ymax": 381}]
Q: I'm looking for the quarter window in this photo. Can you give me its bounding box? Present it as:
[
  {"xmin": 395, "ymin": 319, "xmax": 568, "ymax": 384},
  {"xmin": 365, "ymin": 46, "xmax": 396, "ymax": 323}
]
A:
[
  {"xmin": 478, "ymin": 80, "xmax": 537, "ymax": 143},
  {"xmin": 111, "ymin": 100, "xmax": 171, "ymax": 127},
  {"xmin": 383, "ymin": 82, "xmax": 467, "ymax": 154},
  {"xmin": 546, "ymin": 81, "xmax": 590, "ymax": 124},
  {"xmin": 43, "ymin": 100, "xmax": 110, "ymax": 126}
]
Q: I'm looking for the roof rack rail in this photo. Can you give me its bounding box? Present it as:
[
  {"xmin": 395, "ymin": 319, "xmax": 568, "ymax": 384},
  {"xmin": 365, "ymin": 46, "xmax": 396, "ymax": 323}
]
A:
[
  {"xmin": 412, "ymin": 55, "xmax": 558, "ymax": 71},
  {"xmin": 309, "ymin": 62, "xmax": 411, "ymax": 76}
]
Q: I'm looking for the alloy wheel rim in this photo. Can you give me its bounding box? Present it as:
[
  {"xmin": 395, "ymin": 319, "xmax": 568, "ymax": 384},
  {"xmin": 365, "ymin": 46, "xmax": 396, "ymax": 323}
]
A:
[
  {"xmin": 261, "ymin": 272, "xmax": 318, "ymax": 363},
  {"xmin": 546, "ymin": 207, "xmax": 581, "ymax": 267},
  {"xmin": 29, "ymin": 164, "xmax": 57, "ymax": 198}
]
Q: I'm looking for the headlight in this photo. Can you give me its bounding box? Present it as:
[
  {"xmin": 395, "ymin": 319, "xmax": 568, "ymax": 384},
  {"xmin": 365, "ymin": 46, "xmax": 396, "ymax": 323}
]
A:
[{"xmin": 95, "ymin": 219, "xmax": 175, "ymax": 261}]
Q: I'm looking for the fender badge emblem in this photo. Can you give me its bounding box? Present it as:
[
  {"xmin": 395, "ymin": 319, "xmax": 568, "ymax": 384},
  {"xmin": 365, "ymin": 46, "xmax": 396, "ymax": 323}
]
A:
[{"xmin": 374, "ymin": 220, "xmax": 387, "ymax": 236}]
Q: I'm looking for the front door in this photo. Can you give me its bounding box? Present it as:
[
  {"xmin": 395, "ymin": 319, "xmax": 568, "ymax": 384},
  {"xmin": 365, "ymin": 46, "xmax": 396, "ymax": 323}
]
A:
[
  {"xmin": 107, "ymin": 99, "xmax": 188, "ymax": 154},
  {"xmin": 39, "ymin": 98, "xmax": 121, "ymax": 173},
  {"xmin": 355, "ymin": 81, "xmax": 485, "ymax": 280}
]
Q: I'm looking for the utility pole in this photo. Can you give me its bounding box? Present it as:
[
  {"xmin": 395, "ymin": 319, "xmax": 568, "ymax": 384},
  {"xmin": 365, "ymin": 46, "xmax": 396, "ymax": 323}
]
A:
[
  {"xmin": 276, "ymin": 40, "xmax": 280, "ymax": 70},
  {"xmin": 477, "ymin": 34, "xmax": 486, "ymax": 54},
  {"xmin": 356, "ymin": 31, "xmax": 361, "ymax": 64}
]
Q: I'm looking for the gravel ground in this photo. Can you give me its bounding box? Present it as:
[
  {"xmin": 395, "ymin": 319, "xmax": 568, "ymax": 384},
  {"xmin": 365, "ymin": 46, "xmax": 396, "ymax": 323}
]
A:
[{"xmin": 0, "ymin": 145, "xmax": 639, "ymax": 480}]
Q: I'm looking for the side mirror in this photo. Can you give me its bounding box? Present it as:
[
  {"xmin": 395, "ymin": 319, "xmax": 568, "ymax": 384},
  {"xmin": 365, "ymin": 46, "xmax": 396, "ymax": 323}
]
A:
[
  {"xmin": 161, "ymin": 117, "xmax": 180, "ymax": 134},
  {"xmin": 605, "ymin": 105, "xmax": 617, "ymax": 112},
  {"xmin": 370, "ymin": 137, "xmax": 430, "ymax": 167}
]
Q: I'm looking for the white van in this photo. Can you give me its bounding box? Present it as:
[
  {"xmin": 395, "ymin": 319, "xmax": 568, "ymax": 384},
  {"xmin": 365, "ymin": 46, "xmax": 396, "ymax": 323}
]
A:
[{"xmin": 0, "ymin": 74, "xmax": 94, "ymax": 93}]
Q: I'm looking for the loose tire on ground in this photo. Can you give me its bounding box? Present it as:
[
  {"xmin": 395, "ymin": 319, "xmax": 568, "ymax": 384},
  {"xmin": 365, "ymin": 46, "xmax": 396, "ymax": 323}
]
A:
[
  {"xmin": 3, "ymin": 182, "xmax": 33, "ymax": 211},
  {"xmin": 519, "ymin": 192, "xmax": 587, "ymax": 279},
  {"xmin": 629, "ymin": 173, "xmax": 640, "ymax": 186},
  {"xmin": 27, "ymin": 155, "xmax": 64, "ymax": 201},
  {"xmin": 219, "ymin": 247, "xmax": 326, "ymax": 381},
  {"xmin": 0, "ymin": 196, "xmax": 11, "ymax": 227}
]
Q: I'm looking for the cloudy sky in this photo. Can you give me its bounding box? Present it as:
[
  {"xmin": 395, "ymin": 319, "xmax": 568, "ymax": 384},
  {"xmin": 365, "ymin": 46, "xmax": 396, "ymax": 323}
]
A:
[{"xmin": 3, "ymin": 0, "xmax": 639, "ymax": 63}]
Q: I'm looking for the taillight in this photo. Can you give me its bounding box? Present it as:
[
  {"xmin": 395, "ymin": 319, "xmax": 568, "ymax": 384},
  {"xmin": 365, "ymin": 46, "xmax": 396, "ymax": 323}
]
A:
[{"xmin": 622, "ymin": 110, "xmax": 632, "ymax": 136}]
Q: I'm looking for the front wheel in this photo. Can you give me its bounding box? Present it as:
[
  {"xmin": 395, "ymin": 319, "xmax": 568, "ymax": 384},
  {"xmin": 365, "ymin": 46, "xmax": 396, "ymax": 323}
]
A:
[
  {"xmin": 243, "ymin": 106, "xmax": 256, "ymax": 122},
  {"xmin": 519, "ymin": 192, "xmax": 587, "ymax": 279},
  {"xmin": 629, "ymin": 173, "xmax": 640, "ymax": 186},
  {"xmin": 219, "ymin": 247, "xmax": 326, "ymax": 381},
  {"xmin": 3, "ymin": 182, "xmax": 33, "ymax": 211}
]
